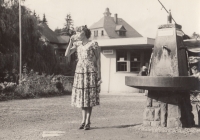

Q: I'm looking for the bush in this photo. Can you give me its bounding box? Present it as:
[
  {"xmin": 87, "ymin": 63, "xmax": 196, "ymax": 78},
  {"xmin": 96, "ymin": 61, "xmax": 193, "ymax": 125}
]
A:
[
  {"xmin": 0, "ymin": 73, "xmax": 74, "ymax": 101},
  {"xmin": 0, "ymin": 82, "xmax": 17, "ymax": 101}
]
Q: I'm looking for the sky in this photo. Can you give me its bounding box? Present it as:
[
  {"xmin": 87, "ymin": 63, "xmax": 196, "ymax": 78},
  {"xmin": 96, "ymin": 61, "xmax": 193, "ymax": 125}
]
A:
[{"xmin": 23, "ymin": 0, "xmax": 200, "ymax": 38}]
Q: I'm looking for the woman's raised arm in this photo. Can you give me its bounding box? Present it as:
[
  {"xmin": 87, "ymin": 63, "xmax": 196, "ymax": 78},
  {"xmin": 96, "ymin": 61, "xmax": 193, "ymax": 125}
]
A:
[{"xmin": 65, "ymin": 36, "xmax": 77, "ymax": 63}]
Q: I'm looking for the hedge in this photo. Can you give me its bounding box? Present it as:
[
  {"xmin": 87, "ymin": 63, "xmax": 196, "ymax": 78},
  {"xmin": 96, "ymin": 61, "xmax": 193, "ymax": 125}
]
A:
[{"xmin": 0, "ymin": 73, "xmax": 74, "ymax": 101}]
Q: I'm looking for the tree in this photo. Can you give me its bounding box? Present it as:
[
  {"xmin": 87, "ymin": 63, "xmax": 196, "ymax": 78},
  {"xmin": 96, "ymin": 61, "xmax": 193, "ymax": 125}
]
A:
[
  {"xmin": 65, "ymin": 14, "xmax": 73, "ymax": 29},
  {"xmin": 33, "ymin": 10, "xmax": 36, "ymax": 17},
  {"xmin": 42, "ymin": 13, "xmax": 47, "ymax": 24},
  {"xmin": 64, "ymin": 14, "xmax": 74, "ymax": 36},
  {"xmin": 0, "ymin": 0, "xmax": 59, "ymax": 75},
  {"xmin": 53, "ymin": 14, "xmax": 75, "ymax": 36}
]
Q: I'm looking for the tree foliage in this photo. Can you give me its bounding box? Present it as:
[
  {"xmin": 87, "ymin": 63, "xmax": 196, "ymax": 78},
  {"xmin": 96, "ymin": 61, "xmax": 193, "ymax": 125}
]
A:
[
  {"xmin": 54, "ymin": 13, "xmax": 75, "ymax": 36},
  {"xmin": 0, "ymin": 0, "xmax": 60, "ymax": 76},
  {"xmin": 42, "ymin": 13, "xmax": 47, "ymax": 24},
  {"xmin": 65, "ymin": 14, "xmax": 73, "ymax": 29}
]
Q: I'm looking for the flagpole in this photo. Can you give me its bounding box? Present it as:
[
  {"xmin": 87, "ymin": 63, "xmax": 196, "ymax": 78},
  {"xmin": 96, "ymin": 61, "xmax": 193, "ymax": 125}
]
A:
[{"xmin": 19, "ymin": 0, "xmax": 22, "ymax": 82}]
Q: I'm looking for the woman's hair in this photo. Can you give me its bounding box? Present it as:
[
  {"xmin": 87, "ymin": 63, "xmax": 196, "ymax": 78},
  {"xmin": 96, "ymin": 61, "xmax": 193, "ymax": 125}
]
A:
[{"xmin": 76, "ymin": 25, "xmax": 91, "ymax": 39}]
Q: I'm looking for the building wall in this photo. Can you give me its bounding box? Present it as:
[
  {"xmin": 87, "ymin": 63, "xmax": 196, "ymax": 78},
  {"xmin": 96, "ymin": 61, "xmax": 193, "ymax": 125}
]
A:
[
  {"xmin": 101, "ymin": 48, "xmax": 140, "ymax": 93},
  {"xmin": 90, "ymin": 28, "xmax": 110, "ymax": 40}
]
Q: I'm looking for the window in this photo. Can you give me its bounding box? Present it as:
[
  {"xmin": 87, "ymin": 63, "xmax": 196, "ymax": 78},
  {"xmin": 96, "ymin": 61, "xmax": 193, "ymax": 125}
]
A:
[
  {"xmin": 116, "ymin": 50, "xmax": 146, "ymax": 72},
  {"xmin": 101, "ymin": 30, "xmax": 104, "ymax": 36},
  {"xmin": 116, "ymin": 50, "xmax": 127, "ymax": 71},
  {"xmin": 130, "ymin": 52, "xmax": 141, "ymax": 72},
  {"xmin": 117, "ymin": 62, "xmax": 127, "ymax": 71},
  {"xmin": 94, "ymin": 30, "xmax": 98, "ymax": 37},
  {"xmin": 119, "ymin": 31, "xmax": 126, "ymax": 36}
]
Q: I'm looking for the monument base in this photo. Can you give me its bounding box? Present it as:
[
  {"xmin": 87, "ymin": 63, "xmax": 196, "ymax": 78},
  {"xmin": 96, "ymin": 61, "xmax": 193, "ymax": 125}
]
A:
[{"xmin": 143, "ymin": 90, "xmax": 194, "ymax": 128}]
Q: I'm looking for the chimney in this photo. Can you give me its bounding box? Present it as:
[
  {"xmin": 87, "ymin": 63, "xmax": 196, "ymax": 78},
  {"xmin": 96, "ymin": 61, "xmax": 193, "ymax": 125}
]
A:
[
  {"xmin": 114, "ymin": 14, "xmax": 118, "ymax": 24},
  {"xmin": 104, "ymin": 8, "xmax": 111, "ymax": 17}
]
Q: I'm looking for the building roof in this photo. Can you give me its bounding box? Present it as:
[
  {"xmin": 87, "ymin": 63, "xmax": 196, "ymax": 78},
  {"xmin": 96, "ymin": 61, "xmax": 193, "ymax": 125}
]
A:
[
  {"xmin": 96, "ymin": 37, "xmax": 154, "ymax": 49},
  {"xmin": 90, "ymin": 17, "xmax": 105, "ymax": 29},
  {"xmin": 89, "ymin": 10, "xmax": 142, "ymax": 38},
  {"xmin": 184, "ymin": 39, "xmax": 200, "ymax": 53},
  {"xmin": 115, "ymin": 25, "xmax": 126, "ymax": 31},
  {"xmin": 38, "ymin": 23, "xmax": 69, "ymax": 44},
  {"xmin": 57, "ymin": 36, "xmax": 70, "ymax": 44},
  {"xmin": 38, "ymin": 23, "xmax": 59, "ymax": 43}
]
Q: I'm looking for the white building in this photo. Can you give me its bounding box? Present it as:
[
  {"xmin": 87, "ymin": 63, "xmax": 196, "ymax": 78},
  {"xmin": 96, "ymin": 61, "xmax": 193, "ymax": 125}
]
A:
[{"xmin": 89, "ymin": 8, "xmax": 155, "ymax": 93}]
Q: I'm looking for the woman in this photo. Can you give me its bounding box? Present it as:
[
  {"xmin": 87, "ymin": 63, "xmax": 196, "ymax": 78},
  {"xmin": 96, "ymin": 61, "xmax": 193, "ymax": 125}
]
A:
[
  {"xmin": 138, "ymin": 66, "xmax": 148, "ymax": 76},
  {"xmin": 65, "ymin": 25, "xmax": 101, "ymax": 130},
  {"xmin": 138, "ymin": 66, "xmax": 148, "ymax": 93}
]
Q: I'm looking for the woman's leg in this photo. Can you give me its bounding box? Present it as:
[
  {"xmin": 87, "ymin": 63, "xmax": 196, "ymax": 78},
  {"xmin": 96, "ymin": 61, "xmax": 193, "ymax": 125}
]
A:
[
  {"xmin": 79, "ymin": 108, "xmax": 87, "ymax": 129},
  {"xmin": 81, "ymin": 107, "xmax": 87, "ymax": 124},
  {"xmin": 86, "ymin": 107, "xmax": 92, "ymax": 124}
]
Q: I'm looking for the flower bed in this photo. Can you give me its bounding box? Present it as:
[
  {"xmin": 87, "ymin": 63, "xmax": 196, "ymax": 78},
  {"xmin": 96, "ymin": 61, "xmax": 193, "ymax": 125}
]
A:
[{"xmin": 0, "ymin": 74, "xmax": 74, "ymax": 101}]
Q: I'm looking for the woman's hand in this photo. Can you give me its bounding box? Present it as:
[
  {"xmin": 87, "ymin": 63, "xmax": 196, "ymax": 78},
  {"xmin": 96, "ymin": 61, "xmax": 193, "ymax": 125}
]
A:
[
  {"xmin": 70, "ymin": 35, "xmax": 76, "ymax": 43},
  {"xmin": 65, "ymin": 35, "xmax": 77, "ymax": 57},
  {"xmin": 70, "ymin": 33, "xmax": 79, "ymax": 43},
  {"xmin": 97, "ymin": 79, "xmax": 102, "ymax": 86},
  {"xmin": 97, "ymin": 77, "xmax": 102, "ymax": 86}
]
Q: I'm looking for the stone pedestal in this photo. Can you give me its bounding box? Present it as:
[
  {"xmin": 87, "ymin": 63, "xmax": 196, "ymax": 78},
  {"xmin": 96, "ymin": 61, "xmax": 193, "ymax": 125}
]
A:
[
  {"xmin": 125, "ymin": 23, "xmax": 197, "ymax": 128},
  {"xmin": 142, "ymin": 23, "xmax": 195, "ymax": 128},
  {"xmin": 143, "ymin": 91, "xmax": 194, "ymax": 127}
]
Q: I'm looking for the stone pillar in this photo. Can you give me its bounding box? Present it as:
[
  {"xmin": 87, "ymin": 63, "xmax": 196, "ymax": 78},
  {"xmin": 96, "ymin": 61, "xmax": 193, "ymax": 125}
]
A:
[
  {"xmin": 143, "ymin": 91, "xmax": 194, "ymax": 127},
  {"xmin": 142, "ymin": 23, "xmax": 195, "ymax": 128}
]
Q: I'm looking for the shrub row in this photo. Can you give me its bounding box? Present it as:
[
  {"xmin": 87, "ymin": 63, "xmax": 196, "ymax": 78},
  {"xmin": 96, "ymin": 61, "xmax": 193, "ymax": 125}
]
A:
[{"xmin": 0, "ymin": 73, "xmax": 74, "ymax": 101}]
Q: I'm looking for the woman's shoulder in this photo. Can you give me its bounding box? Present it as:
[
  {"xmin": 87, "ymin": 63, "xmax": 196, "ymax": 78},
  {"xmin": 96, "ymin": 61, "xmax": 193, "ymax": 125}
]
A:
[{"xmin": 89, "ymin": 40, "xmax": 99, "ymax": 49}]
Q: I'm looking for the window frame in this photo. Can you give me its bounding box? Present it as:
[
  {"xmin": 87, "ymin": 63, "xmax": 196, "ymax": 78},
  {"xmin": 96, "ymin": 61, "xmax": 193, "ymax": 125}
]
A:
[
  {"xmin": 116, "ymin": 50, "xmax": 128, "ymax": 72},
  {"xmin": 94, "ymin": 30, "xmax": 98, "ymax": 37},
  {"xmin": 116, "ymin": 49, "xmax": 144, "ymax": 73},
  {"xmin": 119, "ymin": 31, "xmax": 126, "ymax": 36}
]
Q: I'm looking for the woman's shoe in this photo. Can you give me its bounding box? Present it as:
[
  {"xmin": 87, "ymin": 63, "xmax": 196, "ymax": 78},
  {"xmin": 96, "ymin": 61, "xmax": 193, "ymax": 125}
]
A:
[
  {"xmin": 84, "ymin": 123, "xmax": 90, "ymax": 130},
  {"xmin": 79, "ymin": 123, "xmax": 85, "ymax": 129}
]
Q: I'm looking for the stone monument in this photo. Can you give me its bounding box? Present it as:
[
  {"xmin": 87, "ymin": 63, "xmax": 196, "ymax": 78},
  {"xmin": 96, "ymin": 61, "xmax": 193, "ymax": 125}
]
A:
[{"xmin": 125, "ymin": 20, "xmax": 199, "ymax": 128}]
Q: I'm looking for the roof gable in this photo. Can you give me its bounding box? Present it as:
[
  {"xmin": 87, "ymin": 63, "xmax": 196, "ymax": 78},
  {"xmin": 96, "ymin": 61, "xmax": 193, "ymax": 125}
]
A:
[
  {"xmin": 39, "ymin": 23, "xmax": 59, "ymax": 43},
  {"xmin": 39, "ymin": 23, "xmax": 69, "ymax": 44},
  {"xmin": 115, "ymin": 25, "xmax": 126, "ymax": 31},
  {"xmin": 90, "ymin": 16, "xmax": 142, "ymax": 38},
  {"xmin": 90, "ymin": 17, "xmax": 104, "ymax": 29},
  {"xmin": 117, "ymin": 18, "xmax": 142, "ymax": 37}
]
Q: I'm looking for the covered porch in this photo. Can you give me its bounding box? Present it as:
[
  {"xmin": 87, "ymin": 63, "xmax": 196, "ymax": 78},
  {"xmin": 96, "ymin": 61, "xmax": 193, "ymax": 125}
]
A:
[{"xmin": 97, "ymin": 37, "xmax": 155, "ymax": 93}]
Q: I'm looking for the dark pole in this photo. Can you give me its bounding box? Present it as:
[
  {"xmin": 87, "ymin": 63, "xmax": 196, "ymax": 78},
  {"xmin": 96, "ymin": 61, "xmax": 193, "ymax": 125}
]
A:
[
  {"xmin": 158, "ymin": 0, "xmax": 177, "ymax": 24},
  {"xmin": 19, "ymin": 0, "xmax": 22, "ymax": 82}
]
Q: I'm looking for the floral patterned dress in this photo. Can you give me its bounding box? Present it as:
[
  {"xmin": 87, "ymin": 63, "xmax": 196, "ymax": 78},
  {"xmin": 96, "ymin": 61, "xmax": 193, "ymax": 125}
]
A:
[{"xmin": 71, "ymin": 41, "xmax": 100, "ymax": 108}]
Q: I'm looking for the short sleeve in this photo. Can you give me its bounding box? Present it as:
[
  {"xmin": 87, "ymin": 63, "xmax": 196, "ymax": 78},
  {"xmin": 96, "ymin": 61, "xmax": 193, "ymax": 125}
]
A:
[
  {"xmin": 91, "ymin": 41, "xmax": 99, "ymax": 49},
  {"xmin": 91, "ymin": 41, "xmax": 100, "ymax": 61}
]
